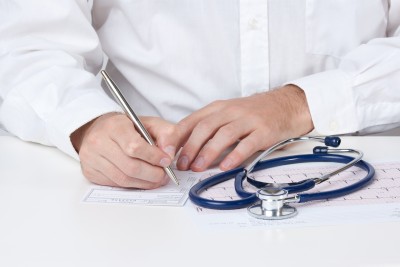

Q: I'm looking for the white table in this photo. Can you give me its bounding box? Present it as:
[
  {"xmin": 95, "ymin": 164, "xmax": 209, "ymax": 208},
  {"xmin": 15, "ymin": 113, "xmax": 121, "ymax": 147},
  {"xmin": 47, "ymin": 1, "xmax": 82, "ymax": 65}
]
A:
[{"xmin": 1, "ymin": 135, "xmax": 400, "ymax": 267}]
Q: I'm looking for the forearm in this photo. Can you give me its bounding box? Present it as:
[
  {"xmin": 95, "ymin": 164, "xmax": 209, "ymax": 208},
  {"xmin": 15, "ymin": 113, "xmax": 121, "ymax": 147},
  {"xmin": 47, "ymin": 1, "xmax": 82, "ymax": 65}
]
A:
[{"xmin": 0, "ymin": 0, "xmax": 121, "ymax": 158}]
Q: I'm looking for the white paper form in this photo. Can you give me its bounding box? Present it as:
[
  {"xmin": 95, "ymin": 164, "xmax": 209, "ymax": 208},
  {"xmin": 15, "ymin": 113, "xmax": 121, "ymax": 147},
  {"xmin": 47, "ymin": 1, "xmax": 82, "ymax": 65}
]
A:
[
  {"xmin": 83, "ymin": 169, "xmax": 198, "ymax": 206},
  {"xmin": 187, "ymin": 161, "xmax": 400, "ymax": 229}
]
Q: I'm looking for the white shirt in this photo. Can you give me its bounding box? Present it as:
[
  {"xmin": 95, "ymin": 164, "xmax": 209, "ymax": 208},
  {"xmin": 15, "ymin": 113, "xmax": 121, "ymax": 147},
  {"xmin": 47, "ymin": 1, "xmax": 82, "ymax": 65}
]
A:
[{"xmin": 0, "ymin": 0, "xmax": 399, "ymax": 159}]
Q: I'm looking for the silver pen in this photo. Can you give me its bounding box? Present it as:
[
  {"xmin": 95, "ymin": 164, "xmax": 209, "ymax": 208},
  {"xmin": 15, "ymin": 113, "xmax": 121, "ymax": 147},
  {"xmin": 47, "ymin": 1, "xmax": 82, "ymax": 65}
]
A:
[{"xmin": 101, "ymin": 70, "xmax": 179, "ymax": 185}]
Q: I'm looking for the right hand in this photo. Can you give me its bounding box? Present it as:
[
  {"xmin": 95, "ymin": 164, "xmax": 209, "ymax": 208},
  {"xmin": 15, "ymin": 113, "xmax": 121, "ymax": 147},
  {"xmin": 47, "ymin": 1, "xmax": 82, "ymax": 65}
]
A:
[{"xmin": 70, "ymin": 113, "xmax": 183, "ymax": 189}]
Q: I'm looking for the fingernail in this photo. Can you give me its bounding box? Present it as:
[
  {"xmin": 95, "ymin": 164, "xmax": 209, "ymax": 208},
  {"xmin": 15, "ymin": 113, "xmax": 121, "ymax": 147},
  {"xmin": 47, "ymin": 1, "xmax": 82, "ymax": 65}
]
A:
[
  {"xmin": 163, "ymin": 145, "xmax": 176, "ymax": 159},
  {"xmin": 177, "ymin": 155, "xmax": 189, "ymax": 170},
  {"xmin": 162, "ymin": 174, "xmax": 170, "ymax": 185},
  {"xmin": 221, "ymin": 158, "xmax": 233, "ymax": 170},
  {"xmin": 160, "ymin": 157, "xmax": 171, "ymax": 168},
  {"xmin": 192, "ymin": 156, "xmax": 205, "ymax": 170}
]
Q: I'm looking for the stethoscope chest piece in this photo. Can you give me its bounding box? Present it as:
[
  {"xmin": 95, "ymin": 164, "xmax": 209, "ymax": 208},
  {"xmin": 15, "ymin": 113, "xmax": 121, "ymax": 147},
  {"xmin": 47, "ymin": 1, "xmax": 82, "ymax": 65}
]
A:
[{"xmin": 247, "ymin": 188, "xmax": 297, "ymax": 220}]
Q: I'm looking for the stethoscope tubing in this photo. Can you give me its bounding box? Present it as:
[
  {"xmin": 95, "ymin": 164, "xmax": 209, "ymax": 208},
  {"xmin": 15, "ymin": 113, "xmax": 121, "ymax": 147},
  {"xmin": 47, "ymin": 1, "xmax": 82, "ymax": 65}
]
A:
[
  {"xmin": 189, "ymin": 167, "xmax": 255, "ymax": 209},
  {"xmin": 189, "ymin": 154, "xmax": 375, "ymax": 210}
]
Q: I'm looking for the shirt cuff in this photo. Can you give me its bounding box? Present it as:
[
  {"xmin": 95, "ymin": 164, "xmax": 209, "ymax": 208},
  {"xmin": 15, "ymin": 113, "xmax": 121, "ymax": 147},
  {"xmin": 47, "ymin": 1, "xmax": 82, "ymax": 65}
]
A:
[{"xmin": 289, "ymin": 69, "xmax": 359, "ymax": 135}]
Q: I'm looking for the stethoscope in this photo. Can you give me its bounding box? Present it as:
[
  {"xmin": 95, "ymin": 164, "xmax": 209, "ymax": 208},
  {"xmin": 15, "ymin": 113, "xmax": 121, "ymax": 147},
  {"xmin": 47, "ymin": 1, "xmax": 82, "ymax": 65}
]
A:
[{"xmin": 189, "ymin": 136, "xmax": 375, "ymax": 220}]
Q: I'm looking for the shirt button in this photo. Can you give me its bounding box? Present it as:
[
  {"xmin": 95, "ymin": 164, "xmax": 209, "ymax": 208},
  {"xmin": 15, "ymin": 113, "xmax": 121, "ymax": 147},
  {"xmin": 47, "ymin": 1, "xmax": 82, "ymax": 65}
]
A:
[
  {"xmin": 329, "ymin": 121, "xmax": 338, "ymax": 132},
  {"xmin": 247, "ymin": 18, "xmax": 259, "ymax": 30}
]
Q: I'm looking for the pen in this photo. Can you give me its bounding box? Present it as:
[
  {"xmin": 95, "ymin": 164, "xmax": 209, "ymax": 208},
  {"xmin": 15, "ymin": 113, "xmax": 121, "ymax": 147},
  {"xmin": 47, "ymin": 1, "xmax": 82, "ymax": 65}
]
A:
[{"xmin": 100, "ymin": 70, "xmax": 179, "ymax": 185}]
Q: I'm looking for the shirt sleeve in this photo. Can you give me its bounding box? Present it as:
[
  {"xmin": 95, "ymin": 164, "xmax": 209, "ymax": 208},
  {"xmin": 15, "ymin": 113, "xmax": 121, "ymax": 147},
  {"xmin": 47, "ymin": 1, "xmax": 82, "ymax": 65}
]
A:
[
  {"xmin": 290, "ymin": 2, "xmax": 400, "ymax": 135},
  {"xmin": 0, "ymin": 0, "xmax": 122, "ymax": 159}
]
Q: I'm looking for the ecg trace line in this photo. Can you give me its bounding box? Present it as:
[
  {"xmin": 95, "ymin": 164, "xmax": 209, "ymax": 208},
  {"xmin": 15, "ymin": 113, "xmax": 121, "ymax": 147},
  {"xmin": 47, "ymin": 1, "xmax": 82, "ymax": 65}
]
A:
[{"xmin": 194, "ymin": 162, "xmax": 400, "ymax": 212}]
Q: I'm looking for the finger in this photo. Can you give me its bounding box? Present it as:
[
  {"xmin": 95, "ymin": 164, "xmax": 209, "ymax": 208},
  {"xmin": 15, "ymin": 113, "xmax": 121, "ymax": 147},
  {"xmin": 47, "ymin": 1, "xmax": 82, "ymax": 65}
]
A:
[
  {"xmin": 190, "ymin": 119, "xmax": 252, "ymax": 171},
  {"xmin": 109, "ymin": 121, "xmax": 173, "ymax": 168},
  {"xmin": 219, "ymin": 130, "xmax": 266, "ymax": 171},
  {"xmin": 177, "ymin": 112, "xmax": 233, "ymax": 170},
  {"xmin": 83, "ymin": 162, "xmax": 169, "ymax": 189},
  {"xmin": 178, "ymin": 100, "xmax": 225, "ymax": 144},
  {"xmin": 88, "ymin": 154, "xmax": 168, "ymax": 189},
  {"xmin": 81, "ymin": 165, "xmax": 120, "ymax": 187},
  {"xmin": 90, "ymin": 137, "xmax": 167, "ymax": 183}
]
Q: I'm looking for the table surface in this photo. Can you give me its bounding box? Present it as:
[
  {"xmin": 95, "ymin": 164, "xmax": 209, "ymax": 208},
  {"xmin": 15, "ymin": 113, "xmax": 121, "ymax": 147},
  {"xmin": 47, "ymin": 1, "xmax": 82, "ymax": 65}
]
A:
[{"xmin": 1, "ymin": 135, "xmax": 400, "ymax": 267}]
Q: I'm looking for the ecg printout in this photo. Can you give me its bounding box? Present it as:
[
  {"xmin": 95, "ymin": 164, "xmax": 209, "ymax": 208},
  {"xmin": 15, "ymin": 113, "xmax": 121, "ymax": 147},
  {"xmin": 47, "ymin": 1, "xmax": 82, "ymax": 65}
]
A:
[
  {"xmin": 187, "ymin": 161, "xmax": 400, "ymax": 229},
  {"xmin": 83, "ymin": 161, "xmax": 400, "ymax": 228}
]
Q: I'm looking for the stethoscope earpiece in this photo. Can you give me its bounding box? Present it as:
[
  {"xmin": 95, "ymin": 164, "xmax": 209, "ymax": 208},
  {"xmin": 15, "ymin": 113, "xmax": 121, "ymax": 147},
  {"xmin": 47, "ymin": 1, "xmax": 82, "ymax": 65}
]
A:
[{"xmin": 324, "ymin": 136, "xmax": 341, "ymax": 147}]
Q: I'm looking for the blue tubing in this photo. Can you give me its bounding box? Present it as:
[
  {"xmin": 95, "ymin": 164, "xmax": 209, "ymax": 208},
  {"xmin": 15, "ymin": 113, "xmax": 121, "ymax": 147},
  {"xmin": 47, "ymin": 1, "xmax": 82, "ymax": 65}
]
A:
[{"xmin": 188, "ymin": 153, "xmax": 375, "ymax": 210}]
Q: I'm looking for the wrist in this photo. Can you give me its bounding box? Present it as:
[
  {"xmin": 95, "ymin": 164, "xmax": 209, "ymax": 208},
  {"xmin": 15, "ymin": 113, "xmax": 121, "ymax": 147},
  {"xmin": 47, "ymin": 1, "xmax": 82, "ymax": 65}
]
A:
[
  {"xmin": 70, "ymin": 112, "xmax": 120, "ymax": 153},
  {"xmin": 70, "ymin": 118, "xmax": 97, "ymax": 153},
  {"xmin": 276, "ymin": 84, "xmax": 314, "ymax": 135}
]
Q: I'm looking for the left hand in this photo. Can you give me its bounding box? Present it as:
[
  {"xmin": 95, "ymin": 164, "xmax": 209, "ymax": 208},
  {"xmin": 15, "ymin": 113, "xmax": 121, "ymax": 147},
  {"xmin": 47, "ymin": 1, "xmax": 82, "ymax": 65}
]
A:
[{"xmin": 176, "ymin": 84, "xmax": 314, "ymax": 172}]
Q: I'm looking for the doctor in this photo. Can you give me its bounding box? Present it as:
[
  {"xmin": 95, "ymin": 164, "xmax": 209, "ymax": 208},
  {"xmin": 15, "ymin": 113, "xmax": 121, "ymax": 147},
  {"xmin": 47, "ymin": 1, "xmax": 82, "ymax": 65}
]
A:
[{"xmin": 1, "ymin": 1, "xmax": 399, "ymax": 189}]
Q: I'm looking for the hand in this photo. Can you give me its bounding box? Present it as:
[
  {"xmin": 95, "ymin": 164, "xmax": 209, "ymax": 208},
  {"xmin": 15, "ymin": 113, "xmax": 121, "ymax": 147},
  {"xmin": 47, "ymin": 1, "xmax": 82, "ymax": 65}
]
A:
[
  {"xmin": 176, "ymin": 85, "xmax": 314, "ymax": 172},
  {"xmin": 70, "ymin": 113, "xmax": 183, "ymax": 189}
]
